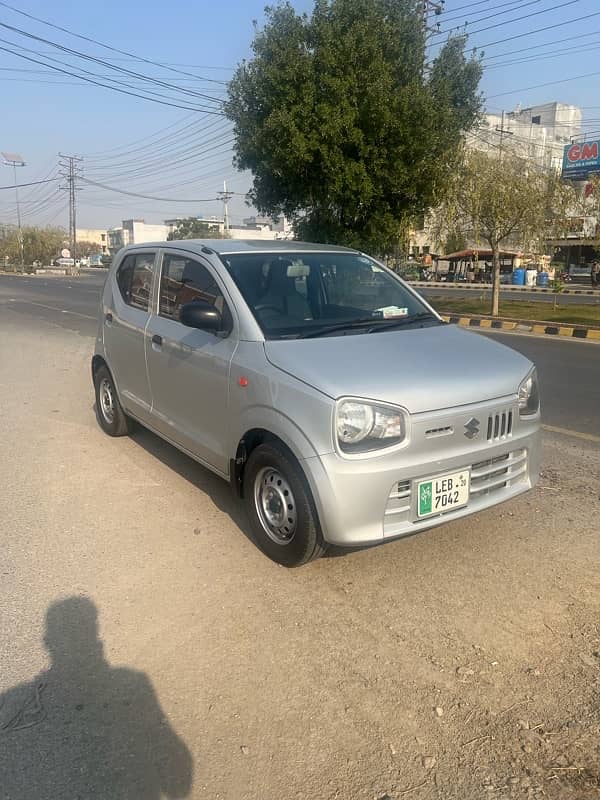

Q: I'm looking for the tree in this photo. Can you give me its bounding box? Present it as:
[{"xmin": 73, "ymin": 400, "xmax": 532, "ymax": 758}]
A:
[
  {"xmin": 225, "ymin": 0, "xmax": 482, "ymax": 253},
  {"xmin": 434, "ymin": 148, "xmax": 578, "ymax": 316},
  {"xmin": 167, "ymin": 218, "xmax": 229, "ymax": 240},
  {"xmin": 76, "ymin": 240, "xmax": 101, "ymax": 257},
  {"xmin": 0, "ymin": 225, "xmax": 66, "ymax": 267}
]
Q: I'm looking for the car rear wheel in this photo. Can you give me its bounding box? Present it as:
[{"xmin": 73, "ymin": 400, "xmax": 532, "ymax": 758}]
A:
[
  {"xmin": 94, "ymin": 364, "xmax": 133, "ymax": 437},
  {"xmin": 244, "ymin": 442, "xmax": 325, "ymax": 567}
]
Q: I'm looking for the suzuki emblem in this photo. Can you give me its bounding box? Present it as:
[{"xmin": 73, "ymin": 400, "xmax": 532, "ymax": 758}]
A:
[{"xmin": 464, "ymin": 417, "xmax": 480, "ymax": 439}]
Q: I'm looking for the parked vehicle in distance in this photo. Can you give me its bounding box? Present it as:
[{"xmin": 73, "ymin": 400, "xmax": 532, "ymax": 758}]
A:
[{"xmin": 92, "ymin": 240, "xmax": 541, "ymax": 566}]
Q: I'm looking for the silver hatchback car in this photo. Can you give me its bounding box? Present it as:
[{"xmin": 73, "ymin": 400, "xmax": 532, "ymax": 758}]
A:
[{"xmin": 92, "ymin": 240, "xmax": 541, "ymax": 566}]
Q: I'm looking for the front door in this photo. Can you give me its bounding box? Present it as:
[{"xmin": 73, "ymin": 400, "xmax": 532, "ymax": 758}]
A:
[
  {"xmin": 103, "ymin": 251, "xmax": 156, "ymax": 422},
  {"xmin": 145, "ymin": 251, "xmax": 238, "ymax": 475}
]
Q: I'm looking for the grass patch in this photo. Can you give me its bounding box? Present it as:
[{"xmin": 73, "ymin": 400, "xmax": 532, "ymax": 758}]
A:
[{"xmin": 430, "ymin": 296, "xmax": 600, "ymax": 327}]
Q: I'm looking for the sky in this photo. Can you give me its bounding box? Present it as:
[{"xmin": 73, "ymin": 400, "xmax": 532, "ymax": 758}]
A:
[{"xmin": 1, "ymin": 0, "xmax": 600, "ymax": 232}]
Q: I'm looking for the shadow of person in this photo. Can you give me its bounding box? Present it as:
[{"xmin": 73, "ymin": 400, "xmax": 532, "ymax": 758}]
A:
[{"xmin": 0, "ymin": 597, "xmax": 193, "ymax": 799}]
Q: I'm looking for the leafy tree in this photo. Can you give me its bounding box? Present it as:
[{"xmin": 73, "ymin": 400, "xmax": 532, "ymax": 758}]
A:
[
  {"xmin": 167, "ymin": 218, "xmax": 229, "ymax": 240},
  {"xmin": 76, "ymin": 240, "xmax": 101, "ymax": 257},
  {"xmin": 0, "ymin": 225, "xmax": 66, "ymax": 266},
  {"xmin": 225, "ymin": 0, "xmax": 482, "ymax": 253},
  {"xmin": 435, "ymin": 147, "xmax": 578, "ymax": 316}
]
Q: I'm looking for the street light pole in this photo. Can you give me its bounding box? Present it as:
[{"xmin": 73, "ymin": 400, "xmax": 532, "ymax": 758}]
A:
[{"xmin": 2, "ymin": 151, "xmax": 26, "ymax": 269}]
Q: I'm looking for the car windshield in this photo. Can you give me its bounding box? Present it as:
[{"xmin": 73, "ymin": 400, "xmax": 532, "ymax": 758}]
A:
[{"xmin": 221, "ymin": 251, "xmax": 436, "ymax": 339}]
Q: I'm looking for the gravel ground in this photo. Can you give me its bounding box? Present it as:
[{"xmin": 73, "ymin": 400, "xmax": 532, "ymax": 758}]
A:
[{"xmin": 1, "ymin": 308, "xmax": 599, "ymax": 800}]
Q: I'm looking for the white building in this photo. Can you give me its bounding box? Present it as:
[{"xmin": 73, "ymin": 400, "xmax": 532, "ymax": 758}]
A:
[
  {"xmin": 470, "ymin": 102, "xmax": 582, "ymax": 171},
  {"xmin": 75, "ymin": 228, "xmax": 109, "ymax": 255},
  {"xmin": 107, "ymin": 219, "xmax": 169, "ymax": 254}
]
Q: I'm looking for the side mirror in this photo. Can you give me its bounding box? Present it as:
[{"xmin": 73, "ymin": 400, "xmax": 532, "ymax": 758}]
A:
[{"xmin": 179, "ymin": 300, "xmax": 222, "ymax": 332}]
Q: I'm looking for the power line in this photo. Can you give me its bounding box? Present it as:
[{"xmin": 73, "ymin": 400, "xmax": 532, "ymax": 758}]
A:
[
  {"xmin": 0, "ymin": 177, "xmax": 58, "ymax": 190},
  {"xmin": 488, "ymin": 69, "xmax": 600, "ymax": 99},
  {"xmin": 79, "ymin": 177, "xmax": 219, "ymax": 203},
  {"xmin": 484, "ymin": 40, "xmax": 600, "ymax": 70},
  {"xmin": 435, "ymin": 0, "xmax": 542, "ymax": 35},
  {"xmin": 477, "ymin": 8, "xmax": 600, "ymax": 49},
  {"xmin": 0, "ymin": 0, "xmax": 231, "ymax": 85},
  {"xmin": 430, "ymin": 0, "xmax": 582, "ymax": 42},
  {"xmin": 481, "ymin": 28, "xmax": 600, "ymax": 62},
  {"xmin": 0, "ymin": 42, "xmax": 224, "ymax": 113},
  {"xmin": 0, "ymin": 33, "xmax": 223, "ymax": 112},
  {"xmin": 439, "ymin": 0, "xmax": 492, "ymax": 14},
  {"xmin": 0, "ymin": 20, "xmax": 225, "ymax": 105}
]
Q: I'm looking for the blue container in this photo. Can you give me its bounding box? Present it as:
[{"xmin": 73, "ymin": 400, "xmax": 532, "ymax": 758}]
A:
[
  {"xmin": 512, "ymin": 268, "xmax": 526, "ymax": 285},
  {"xmin": 536, "ymin": 271, "xmax": 549, "ymax": 287}
]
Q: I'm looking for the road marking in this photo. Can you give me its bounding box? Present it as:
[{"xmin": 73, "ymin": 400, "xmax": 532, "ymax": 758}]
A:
[
  {"xmin": 543, "ymin": 424, "xmax": 600, "ymax": 444},
  {"xmin": 8, "ymin": 299, "xmax": 96, "ymax": 320}
]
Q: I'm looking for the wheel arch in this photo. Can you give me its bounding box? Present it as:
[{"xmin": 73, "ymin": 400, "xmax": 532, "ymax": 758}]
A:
[{"xmin": 231, "ymin": 428, "xmax": 304, "ymax": 499}]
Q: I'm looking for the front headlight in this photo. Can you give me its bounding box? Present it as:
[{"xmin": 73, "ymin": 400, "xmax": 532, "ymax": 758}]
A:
[
  {"xmin": 336, "ymin": 399, "xmax": 407, "ymax": 454},
  {"xmin": 518, "ymin": 368, "xmax": 540, "ymax": 416}
]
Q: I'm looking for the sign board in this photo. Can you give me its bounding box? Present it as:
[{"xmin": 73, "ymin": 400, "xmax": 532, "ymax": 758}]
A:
[
  {"xmin": 61, "ymin": 248, "xmax": 70, "ymax": 258},
  {"xmin": 562, "ymin": 140, "xmax": 600, "ymax": 180}
]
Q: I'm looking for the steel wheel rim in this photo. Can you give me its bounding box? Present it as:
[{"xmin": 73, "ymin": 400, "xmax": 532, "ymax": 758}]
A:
[
  {"xmin": 99, "ymin": 378, "xmax": 115, "ymax": 424},
  {"xmin": 254, "ymin": 467, "xmax": 297, "ymax": 545}
]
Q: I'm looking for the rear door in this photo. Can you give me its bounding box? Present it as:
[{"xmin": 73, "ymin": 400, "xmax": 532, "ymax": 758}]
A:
[
  {"xmin": 102, "ymin": 251, "xmax": 156, "ymax": 422},
  {"xmin": 145, "ymin": 250, "xmax": 238, "ymax": 474}
]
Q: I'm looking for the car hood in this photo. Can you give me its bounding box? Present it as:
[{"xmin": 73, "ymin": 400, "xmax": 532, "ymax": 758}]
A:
[{"xmin": 264, "ymin": 324, "xmax": 533, "ymax": 414}]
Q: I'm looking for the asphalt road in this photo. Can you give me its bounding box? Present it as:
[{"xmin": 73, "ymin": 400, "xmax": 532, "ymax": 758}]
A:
[
  {"xmin": 1, "ymin": 271, "xmax": 600, "ymax": 800},
  {"xmin": 419, "ymin": 285, "xmax": 600, "ymax": 307},
  {"xmin": 1, "ymin": 271, "xmax": 597, "ymax": 436}
]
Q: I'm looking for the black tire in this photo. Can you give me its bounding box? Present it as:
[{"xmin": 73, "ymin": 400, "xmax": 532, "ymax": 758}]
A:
[
  {"xmin": 243, "ymin": 442, "xmax": 325, "ymax": 567},
  {"xmin": 93, "ymin": 364, "xmax": 133, "ymax": 437}
]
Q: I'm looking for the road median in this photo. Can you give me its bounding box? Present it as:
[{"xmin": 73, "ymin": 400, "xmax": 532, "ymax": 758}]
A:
[{"xmin": 441, "ymin": 312, "xmax": 600, "ymax": 341}]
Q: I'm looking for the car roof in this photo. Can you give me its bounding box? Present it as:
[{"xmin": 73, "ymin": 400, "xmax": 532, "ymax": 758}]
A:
[{"xmin": 120, "ymin": 239, "xmax": 359, "ymax": 256}]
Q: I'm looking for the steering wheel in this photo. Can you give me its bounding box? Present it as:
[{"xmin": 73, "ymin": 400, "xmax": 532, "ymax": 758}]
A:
[{"xmin": 255, "ymin": 304, "xmax": 285, "ymax": 317}]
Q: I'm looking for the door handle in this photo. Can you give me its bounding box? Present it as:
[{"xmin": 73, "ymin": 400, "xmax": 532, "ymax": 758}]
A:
[
  {"xmin": 151, "ymin": 334, "xmax": 163, "ymax": 347},
  {"xmin": 105, "ymin": 312, "xmax": 113, "ymax": 324}
]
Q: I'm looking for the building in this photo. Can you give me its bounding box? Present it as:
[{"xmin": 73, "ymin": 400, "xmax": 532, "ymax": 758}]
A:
[
  {"xmin": 469, "ymin": 102, "xmax": 582, "ymax": 172},
  {"xmin": 75, "ymin": 228, "xmax": 109, "ymax": 255},
  {"xmin": 107, "ymin": 219, "xmax": 170, "ymax": 254},
  {"xmin": 408, "ymin": 101, "xmax": 585, "ymax": 261}
]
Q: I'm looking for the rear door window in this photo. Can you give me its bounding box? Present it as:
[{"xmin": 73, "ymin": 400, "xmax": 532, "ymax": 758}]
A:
[{"xmin": 116, "ymin": 253, "xmax": 155, "ymax": 311}]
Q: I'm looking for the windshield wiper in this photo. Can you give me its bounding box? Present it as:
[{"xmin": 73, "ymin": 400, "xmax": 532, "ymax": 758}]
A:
[
  {"xmin": 296, "ymin": 317, "xmax": 381, "ymax": 339},
  {"xmin": 296, "ymin": 313, "xmax": 438, "ymax": 339}
]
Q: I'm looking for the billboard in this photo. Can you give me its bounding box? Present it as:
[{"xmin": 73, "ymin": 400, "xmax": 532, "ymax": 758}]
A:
[{"xmin": 562, "ymin": 140, "xmax": 600, "ymax": 180}]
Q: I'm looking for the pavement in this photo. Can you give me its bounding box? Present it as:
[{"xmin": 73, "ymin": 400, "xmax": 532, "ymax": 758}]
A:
[{"xmin": 1, "ymin": 272, "xmax": 600, "ymax": 799}]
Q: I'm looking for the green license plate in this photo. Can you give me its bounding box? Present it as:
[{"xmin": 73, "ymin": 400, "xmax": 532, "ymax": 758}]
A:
[{"xmin": 417, "ymin": 469, "xmax": 470, "ymax": 518}]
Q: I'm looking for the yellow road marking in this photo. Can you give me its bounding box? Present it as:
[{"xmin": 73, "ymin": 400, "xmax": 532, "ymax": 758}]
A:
[{"xmin": 543, "ymin": 424, "xmax": 600, "ymax": 444}]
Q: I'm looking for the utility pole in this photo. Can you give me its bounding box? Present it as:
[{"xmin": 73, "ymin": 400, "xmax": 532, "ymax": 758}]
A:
[
  {"xmin": 420, "ymin": 1, "xmax": 444, "ymax": 76},
  {"xmin": 495, "ymin": 111, "xmax": 514, "ymax": 157},
  {"xmin": 58, "ymin": 153, "xmax": 83, "ymax": 263},
  {"xmin": 217, "ymin": 180, "xmax": 234, "ymax": 233},
  {"xmin": 1, "ymin": 151, "xmax": 26, "ymax": 268}
]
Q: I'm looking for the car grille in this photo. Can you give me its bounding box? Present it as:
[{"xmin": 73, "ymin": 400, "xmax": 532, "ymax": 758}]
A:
[
  {"xmin": 487, "ymin": 409, "xmax": 513, "ymax": 442},
  {"xmin": 383, "ymin": 448, "xmax": 528, "ymax": 536},
  {"xmin": 470, "ymin": 448, "xmax": 527, "ymax": 496}
]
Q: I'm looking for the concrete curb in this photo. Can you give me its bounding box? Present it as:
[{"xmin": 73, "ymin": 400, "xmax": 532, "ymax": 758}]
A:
[
  {"xmin": 441, "ymin": 314, "xmax": 600, "ymax": 342},
  {"xmin": 409, "ymin": 281, "xmax": 600, "ymax": 296}
]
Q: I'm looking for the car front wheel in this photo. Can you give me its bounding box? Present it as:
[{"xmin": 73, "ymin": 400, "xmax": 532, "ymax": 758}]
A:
[{"xmin": 243, "ymin": 442, "xmax": 325, "ymax": 567}]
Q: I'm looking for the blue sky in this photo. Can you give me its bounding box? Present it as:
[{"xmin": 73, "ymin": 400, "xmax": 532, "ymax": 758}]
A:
[{"xmin": 1, "ymin": 0, "xmax": 600, "ymax": 230}]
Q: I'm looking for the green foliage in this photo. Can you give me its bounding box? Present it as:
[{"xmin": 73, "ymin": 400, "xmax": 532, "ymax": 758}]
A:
[
  {"xmin": 226, "ymin": 0, "xmax": 482, "ymax": 253},
  {"xmin": 0, "ymin": 225, "xmax": 67, "ymax": 266},
  {"xmin": 434, "ymin": 147, "xmax": 578, "ymax": 314},
  {"xmin": 167, "ymin": 218, "xmax": 229, "ymax": 240}
]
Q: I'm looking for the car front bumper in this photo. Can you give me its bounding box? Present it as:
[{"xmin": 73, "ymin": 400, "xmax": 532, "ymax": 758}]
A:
[{"xmin": 301, "ymin": 400, "xmax": 541, "ymax": 547}]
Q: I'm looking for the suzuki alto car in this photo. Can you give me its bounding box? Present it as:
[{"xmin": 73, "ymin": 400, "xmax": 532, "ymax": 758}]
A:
[{"xmin": 92, "ymin": 240, "xmax": 541, "ymax": 566}]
